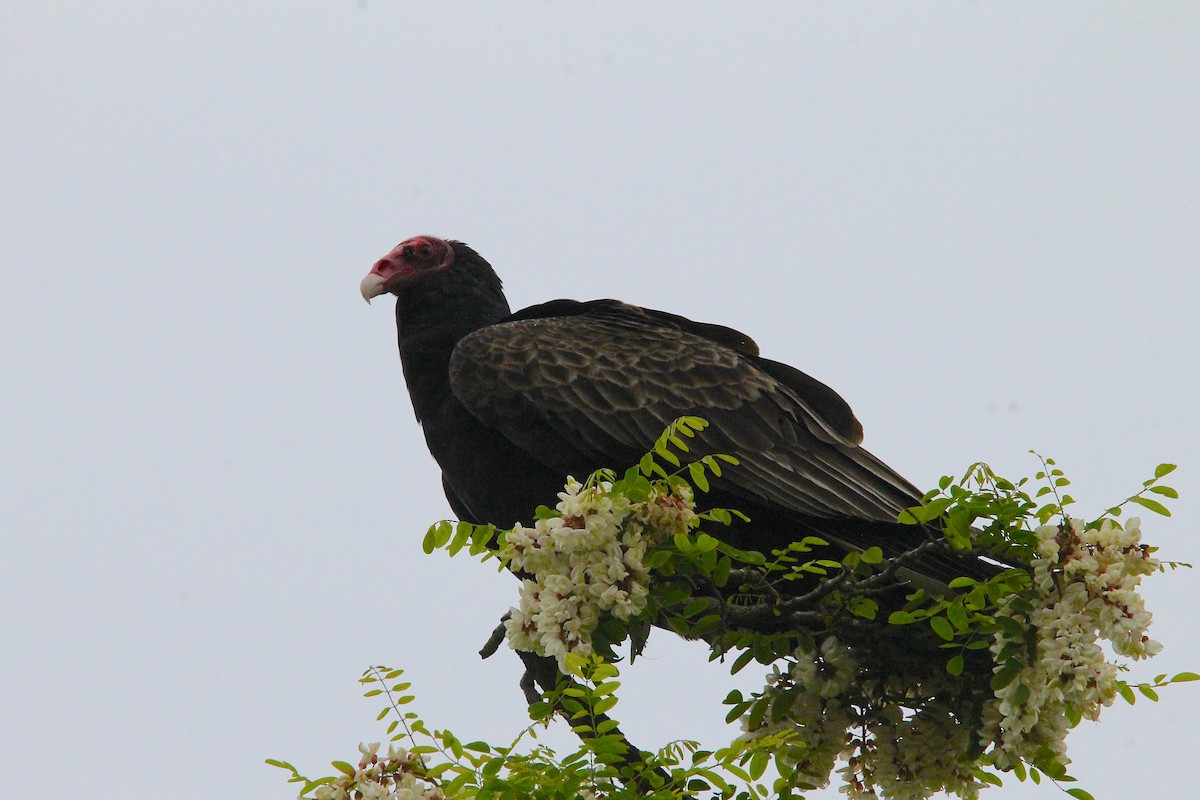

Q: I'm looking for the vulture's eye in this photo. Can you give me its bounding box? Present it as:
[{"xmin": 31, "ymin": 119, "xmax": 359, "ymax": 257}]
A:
[{"xmin": 416, "ymin": 244, "xmax": 434, "ymax": 259}]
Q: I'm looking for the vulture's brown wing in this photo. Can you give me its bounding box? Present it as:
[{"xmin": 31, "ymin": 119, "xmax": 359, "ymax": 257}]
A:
[{"xmin": 448, "ymin": 300, "xmax": 922, "ymax": 523}]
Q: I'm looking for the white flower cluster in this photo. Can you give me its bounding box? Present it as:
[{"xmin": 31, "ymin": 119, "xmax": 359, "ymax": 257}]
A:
[
  {"xmin": 739, "ymin": 515, "xmax": 1163, "ymax": 800},
  {"xmin": 741, "ymin": 639, "xmax": 984, "ymax": 800},
  {"xmin": 741, "ymin": 638, "xmax": 858, "ymax": 788},
  {"xmin": 982, "ymin": 516, "xmax": 1161, "ymax": 770},
  {"xmin": 312, "ymin": 742, "xmax": 442, "ymax": 800},
  {"xmin": 502, "ymin": 476, "xmax": 697, "ymax": 669},
  {"xmin": 846, "ymin": 699, "xmax": 982, "ymax": 800}
]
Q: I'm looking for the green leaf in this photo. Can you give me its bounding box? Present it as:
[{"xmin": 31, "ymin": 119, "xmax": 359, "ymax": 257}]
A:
[
  {"xmin": 1148, "ymin": 485, "xmax": 1179, "ymax": 498},
  {"xmin": 1138, "ymin": 684, "xmax": 1160, "ymax": 702},
  {"xmin": 930, "ymin": 616, "xmax": 955, "ymax": 642},
  {"xmin": 946, "ymin": 654, "xmax": 965, "ymax": 676},
  {"xmin": 655, "ymin": 439, "xmax": 681, "ymax": 467},
  {"xmin": 713, "ymin": 555, "xmax": 732, "ymax": 586},
  {"xmin": 639, "ymin": 452, "xmax": 665, "ymax": 478},
  {"xmin": 331, "ymin": 761, "xmax": 355, "ymax": 776},
  {"xmin": 748, "ymin": 751, "xmax": 768, "ymax": 781},
  {"xmin": 593, "ymin": 696, "xmax": 618, "ymax": 715},
  {"xmin": 978, "ymin": 770, "xmax": 1004, "ymax": 787},
  {"xmin": 688, "ymin": 461, "xmax": 710, "ymax": 493},
  {"xmin": 725, "ymin": 702, "xmax": 750, "ymax": 724},
  {"xmin": 847, "ymin": 596, "xmax": 878, "ymax": 620},
  {"xmin": 860, "ymin": 546, "xmax": 883, "ymax": 565},
  {"xmin": 946, "ymin": 603, "xmax": 969, "ymax": 632},
  {"xmin": 447, "ymin": 521, "xmax": 474, "ymax": 555},
  {"xmin": 1065, "ymin": 789, "xmax": 1096, "ymax": 800},
  {"xmin": 704, "ymin": 508, "xmax": 732, "ymax": 525},
  {"xmin": 1155, "ymin": 463, "xmax": 1177, "ymax": 478},
  {"xmin": 1129, "ymin": 496, "xmax": 1172, "ymax": 517},
  {"xmin": 991, "ymin": 665, "xmax": 1020, "ymax": 691},
  {"xmin": 645, "ymin": 550, "xmax": 672, "ymax": 569},
  {"xmin": 302, "ymin": 778, "xmax": 335, "ymax": 794},
  {"xmin": 730, "ymin": 648, "xmax": 756, "ymax": 675},
  {"xmin": 469, "ymin": 524, "xmax": 496, "ymax": 555},
  {"xmin": 591, "ymin": 661, "xmax": 620, "ymax": 680},
  {"xmin": 424, "ymin": 520, "xmax": 452, "ymax": 554},
  {"xmin": 1171, "ymin": 672, "xmax": 1200, "ymax": 682}
]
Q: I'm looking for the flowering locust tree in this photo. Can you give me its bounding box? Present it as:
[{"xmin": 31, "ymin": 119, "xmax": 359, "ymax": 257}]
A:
[{"xmin": 271, "ymin": 418, "xmax": 1193, "ymax": 800}]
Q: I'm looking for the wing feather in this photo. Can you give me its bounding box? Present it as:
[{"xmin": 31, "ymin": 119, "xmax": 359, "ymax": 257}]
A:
[{"xmin": 448, "ymin": 301, "xmax": 922, "ymax": 523}]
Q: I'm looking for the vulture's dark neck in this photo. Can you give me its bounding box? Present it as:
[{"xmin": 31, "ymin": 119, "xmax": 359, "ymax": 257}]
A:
[{"xmin": 394, "ymin": 261, "xmax": 510, "ymax": 422}]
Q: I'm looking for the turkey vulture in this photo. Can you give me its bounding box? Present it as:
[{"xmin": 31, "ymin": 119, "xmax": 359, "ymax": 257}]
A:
[{"xmin": 361, "ymin": 235, "xmax": 990, "ymax": 589}]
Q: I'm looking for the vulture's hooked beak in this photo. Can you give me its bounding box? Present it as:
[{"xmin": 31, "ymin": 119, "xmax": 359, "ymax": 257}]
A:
[{"xmin": 360, "ymin": 271, "xmax": 387, "ymax": 304}]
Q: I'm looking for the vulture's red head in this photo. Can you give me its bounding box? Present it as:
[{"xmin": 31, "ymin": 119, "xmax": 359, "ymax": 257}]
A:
[{"xmin": 360, "ymin": 235, "xmax": 455, "ymax": 302}]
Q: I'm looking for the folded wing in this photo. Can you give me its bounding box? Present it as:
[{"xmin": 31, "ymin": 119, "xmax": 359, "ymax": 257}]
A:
[{"xmin": 447, "ymin": 299, "xmax": 923, "ymax": 524}]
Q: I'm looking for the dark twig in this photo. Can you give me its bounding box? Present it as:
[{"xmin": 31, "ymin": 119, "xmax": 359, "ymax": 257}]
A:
[
  {"xmin": 479, "ymin": 614, "xmax": 509, "ymax": 659},
  {"xmin": 717, "ymin": 539, "xmax": 989, "ymax": 634},
  {"xmin": 519, "ymin": 667, "xmax": 541, "ymax": 706},
  {"xmin": 779, "ymin": 539, "xmax": 943, "ymax": 614}
]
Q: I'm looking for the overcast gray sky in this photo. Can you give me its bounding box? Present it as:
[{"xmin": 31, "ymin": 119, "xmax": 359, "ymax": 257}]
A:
[{"xmin": 2, "ymin": 3, "xmax": 1197, "ymax": 799}]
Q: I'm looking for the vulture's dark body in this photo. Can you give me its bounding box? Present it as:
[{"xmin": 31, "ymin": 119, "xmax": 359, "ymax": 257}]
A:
[{"xmin": 383, "ymin": 241, "xmax": 987, "ymax": 588}]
